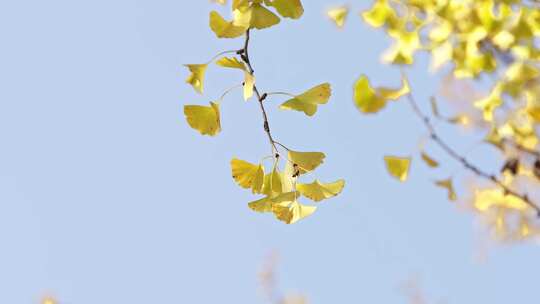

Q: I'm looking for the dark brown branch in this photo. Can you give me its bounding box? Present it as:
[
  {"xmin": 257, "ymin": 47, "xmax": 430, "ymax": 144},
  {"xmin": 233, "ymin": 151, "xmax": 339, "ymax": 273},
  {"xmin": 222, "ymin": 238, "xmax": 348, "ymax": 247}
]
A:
[
  {"xmin": 239, "ymin": 29, "xmax": 279, "ymax": 155},
  {"xmin": 406, "ymin": 93, "xmax": 540, "ymax": 216}
]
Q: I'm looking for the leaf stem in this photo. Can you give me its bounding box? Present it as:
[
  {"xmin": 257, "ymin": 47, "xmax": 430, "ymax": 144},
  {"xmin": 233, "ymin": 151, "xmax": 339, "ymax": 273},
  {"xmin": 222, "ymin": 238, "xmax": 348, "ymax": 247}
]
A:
[
  {"xmin": 266, "ymin": 92, "xmax": 296, "ymax": 98},
  {"xmin": 206, "ymin": 50, "xmax": 240, "ymax": 65},
  {"xmin": 218, "ymin": 83, "xmax": 244, "ymax": 102}
]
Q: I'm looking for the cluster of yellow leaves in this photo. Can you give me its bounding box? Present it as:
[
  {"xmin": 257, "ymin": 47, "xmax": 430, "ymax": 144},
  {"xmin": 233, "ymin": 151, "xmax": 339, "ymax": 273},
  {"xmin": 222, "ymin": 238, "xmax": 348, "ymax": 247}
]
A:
[
  {"xmin": 473, "ymin": 187, "xmax": 540, "ymax": 241},
  {"xmin": 349, "ymin": 0, "xmax": 540, "ymax": 240},
  {"xmin": 183, "ymin": 0, "xmax": 343, "ymax": 224},
  {"xmin": 359, "ymin": 0, "xmax": 540, "ymax": 71},
  {"xmin": 359, "ymin": 0, "xmax": 540, "ymax": 141},
  {"xmin": 209, "ymin": 0, "xmax": 304, "ymax": 38},
  {"xmin": 231, "ymin": 151, "xmax": 344, "ymax": 224}
]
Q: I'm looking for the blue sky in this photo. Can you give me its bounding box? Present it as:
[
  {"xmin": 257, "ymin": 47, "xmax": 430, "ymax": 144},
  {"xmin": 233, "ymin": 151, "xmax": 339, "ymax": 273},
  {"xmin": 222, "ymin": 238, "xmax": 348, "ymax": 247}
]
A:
[{"xmin": 1, "ymin": 1, "xmax": 539, "ymax": 303}]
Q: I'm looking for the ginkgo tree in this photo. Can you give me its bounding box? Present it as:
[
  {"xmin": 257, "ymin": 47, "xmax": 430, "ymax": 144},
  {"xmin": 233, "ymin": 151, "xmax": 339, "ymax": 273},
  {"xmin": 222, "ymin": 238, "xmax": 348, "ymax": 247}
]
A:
[
  {"xmin": 330, "ymin": 0, "xmax": 540, "ymax": 241},
  {"xmin": 183, "ymin": 0, "xmax": 344, "ymax": 224}
]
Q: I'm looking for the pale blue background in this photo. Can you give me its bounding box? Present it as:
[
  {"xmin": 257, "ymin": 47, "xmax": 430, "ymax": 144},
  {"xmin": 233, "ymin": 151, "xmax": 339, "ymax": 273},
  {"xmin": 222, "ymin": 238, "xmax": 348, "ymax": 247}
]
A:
[{"xmin": 0, "ymin": 1, "xmax": 539, "ymax": 303}]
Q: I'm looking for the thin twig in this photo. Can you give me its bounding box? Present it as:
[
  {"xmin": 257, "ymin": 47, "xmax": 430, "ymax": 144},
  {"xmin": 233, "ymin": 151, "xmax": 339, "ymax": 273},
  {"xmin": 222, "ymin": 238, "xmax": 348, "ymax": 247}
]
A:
[{"xmin": 406, "ymin": 93, "xmax": 540, "ymax": 216}]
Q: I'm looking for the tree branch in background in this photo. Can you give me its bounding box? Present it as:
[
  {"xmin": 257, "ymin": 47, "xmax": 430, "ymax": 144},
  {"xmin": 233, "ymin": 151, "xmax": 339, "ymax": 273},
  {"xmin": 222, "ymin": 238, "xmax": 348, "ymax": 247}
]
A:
[{"xmin": 406, "ymin": 93, "xmax": 540, "ymax": 216}]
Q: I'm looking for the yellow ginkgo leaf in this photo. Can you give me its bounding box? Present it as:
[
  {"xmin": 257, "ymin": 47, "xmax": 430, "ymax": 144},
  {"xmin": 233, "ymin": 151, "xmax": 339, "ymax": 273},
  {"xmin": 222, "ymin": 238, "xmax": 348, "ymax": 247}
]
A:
[
  {"xmin": 231, "ymin": 159, "xmax": 265, "ymax": 193},
  {"xmin": 282, "ymin": 158, "xmax": 296, "ymax": 192},
  {"xmin": 297, "ymin": 179, "xmax": 345, "ymax": 202},
  {"xmin": 212, "ymin": 0, "xmax": 227, "ymax": 4},
  {"xmin": 362, "ymin": 0, "xmax": 397, "ymax": 28},
  {"xmin": 248, "ymin": 195, "xmax": 273, "ymax": 213},
  {"xmin": 184, "ymin": 102, "xmax": 221, "ymax": 136},
  {"xmin": 383, "ymin": 29, "xmax": 420, "ymax": 65},
  {"xmin": 327, "ymin": 6, "xmax": 349, "ymax": 28},
  {"xmin": 244, "ymin": 72, "xmax": 255, "ymax": 100},
  {"xmin": 216, "ymin": 56, "xmax": 247, "ymax": 70},
  {"xmin": 378, "ymin": 75, "xmax": 410, "ymax": 100},
  {"xmin": 233, "ymin": 0, "xmax": 249, "ymax": 10},
  {"xmin": 430, "ymin": 41, "xmax": 453, "ymax": 71},
  {"xmin": 269, "ymin": 0, "xmax": 304, "ymax": 19},
  {"xmin": 474, "ymin": 84, "xmax": 503, "ymax": 122},
  {"xmin": 354, "ymin": 75, "xmax": 409, "ymax": 114},
  {"xmin": 384, "ymin": 156, "xmax": 411, "ymax": 182},
  {"xmin": 288, "ymin": 150, "xmax": 325, "ymax": 174},
  {"xmin": 250, "ymin": 3, "xmax": 281, "ymax": 29},
  {"xmin": 493, "ymin": 30, "xmax": 515, "ymax": 50},
  {"xmin": 252, "ymin": 168, "xmax": 265, "ymax": 193},
  {"xmin": 262, "ymin": 166, "xmax": 283, "ymax": 196},
  {"xmin": 184, "ymin": 64, "xmax": 208, "ymax": 94},
  {"xmin": 279, "ymin": 83, "xmax": 331, "ymax": 116},
  {"xmin": 272, "ymin": 192, "xmax": 316, "ymax": 224},
  {"xmin": 435, "ymin": 178, "xmax": 457, "ymax": 201},
  {"xmin": 421, "ymin": 151, "xmax": 439, "ymax": 168},
  {"xmin": 354, "ymin": 75, "xmax": 386, "ymax": 113},
  {"xmin": 215, "ymin": 56, "xmax": 254, "ymax": 100},
  {"xmin": 474, "ymin": 188, "xmax": 529, "ymax": 212},
  {"xmin": 209, "ymin": 10, "xmax": 248, "ymax": 38}
]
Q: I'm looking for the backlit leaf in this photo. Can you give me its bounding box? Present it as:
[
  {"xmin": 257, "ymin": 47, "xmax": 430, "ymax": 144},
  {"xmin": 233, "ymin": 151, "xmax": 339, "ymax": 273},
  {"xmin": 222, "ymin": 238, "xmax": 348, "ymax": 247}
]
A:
[
  {"xmin": 231, "ymin": 159, "xmax": 265, "ymax": 193},
  {"xmin": 272, "ymin": 192, "xmax": 316, "ymax": 224},
  {"xmin": 421, "ymin": 151, "xmax": 439, "ymax": 168},
  {"xmin": 248, "ymin": 195, "xmax": 273, "ymax": 213},
  {"xmin": 288, "ymin": 150, "xmax": 325, "ymax": 174},
  {"xmin": 244, "ymin": 72, "xmax": 255, "ymax": 100},
  {"xmin": 384, "ymin": 156, "xmax": 411, "ymax": 182},
  {"xmin": 262, "ymin": 166, "xmax": 283, "ymax": 197},
  {"xmin": 184, "ymin": 64, "xmax": 208, "ymax": 94},
  {"xmin": 354, "ymin": 75, "xmax": 409, "ymax": 113},
  {"xmin": 250, "ymin": 3, "xmax": 280, "ymax": 29},
  {"xmin": 279, "ymin": 83, "xmax": 331, "ymax": 116},
  {"xmin": 216, "ymin": 56, "xmax": 247, "ymax": 70},
  {"xmin": 362, "ymin": 0, "xmax": 397, "ymax": 28},
  {"xmin": 209, "ymin": 10, "xmax": 248, "ymax": 38},
  {"xmin": 435, "ymin": 178, "xmax": 457, "ymax": 201},
  {"xmin": 184, "ymin": 102, "xmax": 221, "ymax": 136},
  {"xmin": 297, "ymin": 179, "xmax": 345, "ymax": 202},
  {"xmin": 327, "ymin": 6, "xmax": 349, "ymax": 28},
  {"xmin": 269, "ymin": 0, "xmax": 304, "ymax": 19},
  {"xmin": 378, "ymin": 75, "xmax": 410, "ymax": 100},
  {"xmin": 474, "ymin": 188, "xmax": 529, "ymax": 212}
]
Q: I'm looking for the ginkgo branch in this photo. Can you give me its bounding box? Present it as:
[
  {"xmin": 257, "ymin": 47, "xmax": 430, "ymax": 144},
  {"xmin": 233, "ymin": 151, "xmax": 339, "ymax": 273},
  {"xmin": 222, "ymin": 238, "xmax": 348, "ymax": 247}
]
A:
[
  {"xmin": 219, "ymin": 83, "xmax": 244, "ymax": 101},
  {"xmin": 406, "ymin": 92, "xmax": 540, "ymax": 216},
  {"xmin": 239, "ymin": 29, "xmax": 280, "ymax": 156}
]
